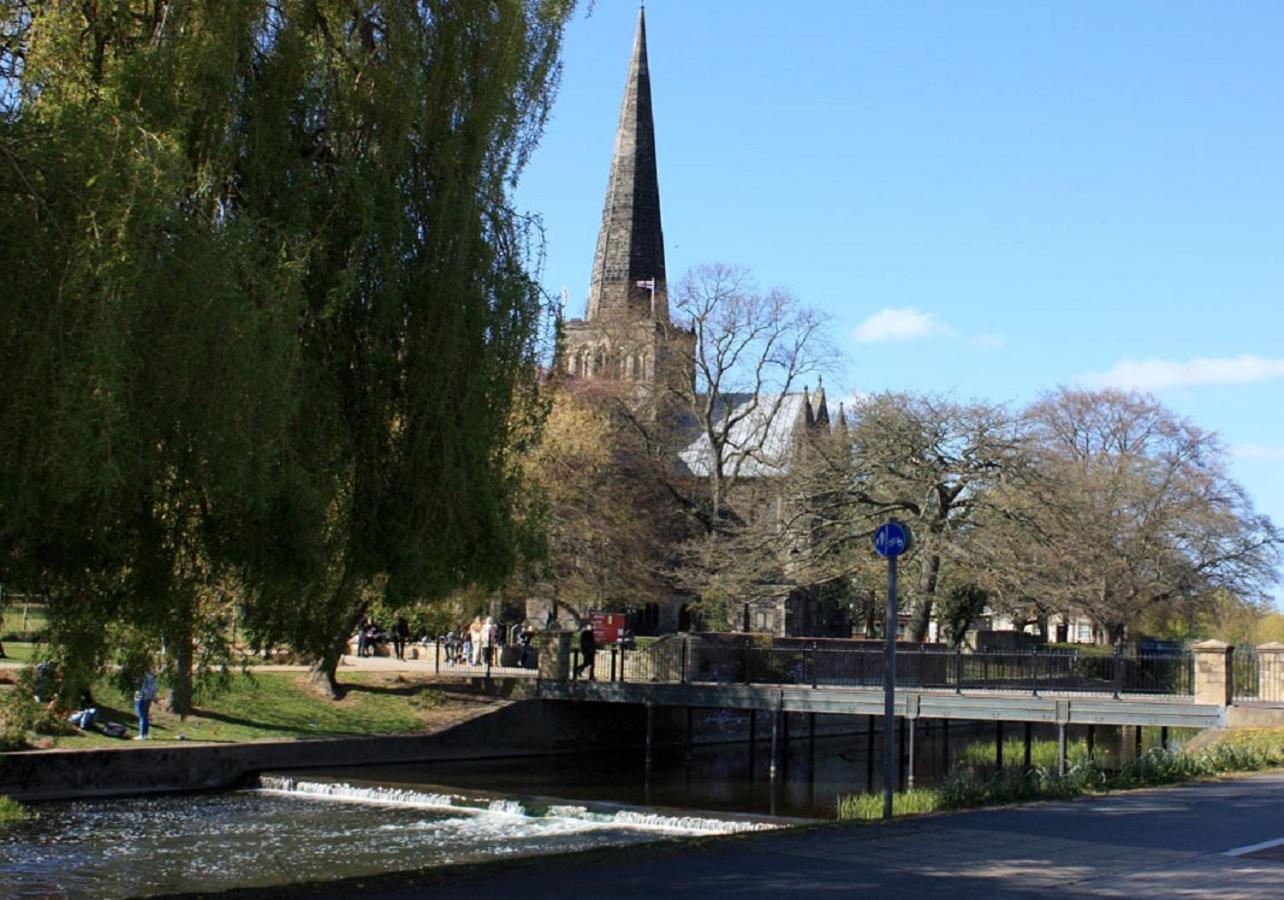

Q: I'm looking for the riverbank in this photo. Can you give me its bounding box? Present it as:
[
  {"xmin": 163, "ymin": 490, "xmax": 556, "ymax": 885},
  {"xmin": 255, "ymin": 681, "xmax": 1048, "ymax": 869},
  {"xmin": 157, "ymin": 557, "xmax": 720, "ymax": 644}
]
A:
[{"xmin": 838, "ymin": 726, "xmax": 1284, "ymax": 820}]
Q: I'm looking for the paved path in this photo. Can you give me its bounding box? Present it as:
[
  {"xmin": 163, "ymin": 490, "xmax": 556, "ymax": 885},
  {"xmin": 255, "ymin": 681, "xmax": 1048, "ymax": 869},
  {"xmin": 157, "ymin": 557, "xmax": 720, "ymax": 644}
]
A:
[{"xmin": 288, "ymin": 772, "xmax": 1284, "ymax": 899}]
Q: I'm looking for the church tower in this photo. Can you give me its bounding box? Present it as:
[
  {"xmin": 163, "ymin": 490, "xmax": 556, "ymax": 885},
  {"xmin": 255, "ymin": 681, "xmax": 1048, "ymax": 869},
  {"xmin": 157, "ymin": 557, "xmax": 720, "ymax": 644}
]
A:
[{"xmin": 563, "ymin": 8, "xmax": 694, "ymax": 394}]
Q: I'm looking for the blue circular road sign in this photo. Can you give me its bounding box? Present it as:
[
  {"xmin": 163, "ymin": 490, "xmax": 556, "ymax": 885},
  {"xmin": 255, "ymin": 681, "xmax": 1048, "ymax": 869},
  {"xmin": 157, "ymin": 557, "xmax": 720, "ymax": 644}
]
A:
[{"xmin": 873, "ymin": 521, "xmax": 912, "ymax": 558}]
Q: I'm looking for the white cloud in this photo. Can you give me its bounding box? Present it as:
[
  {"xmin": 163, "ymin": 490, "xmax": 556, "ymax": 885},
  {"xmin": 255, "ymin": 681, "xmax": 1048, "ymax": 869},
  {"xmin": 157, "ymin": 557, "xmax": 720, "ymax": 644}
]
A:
[
  {"xmin": 1079, "ymin": 355, "xmax": 1284, "ymax": 391},
  {"xmin": 853, "ymin": 308, "xmax": 955, "ymax": 344},
  {"xmin": 1232, "ymin": 443, "xmax": 1284, "ymax": 462}
]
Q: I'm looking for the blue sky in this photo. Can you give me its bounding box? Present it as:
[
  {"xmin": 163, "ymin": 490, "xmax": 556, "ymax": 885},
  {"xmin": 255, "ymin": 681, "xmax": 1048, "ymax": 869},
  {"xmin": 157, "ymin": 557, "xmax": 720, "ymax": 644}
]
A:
[{"xmin": 515, "ymin": 1, "xmax": 1284, "ymax": 601}]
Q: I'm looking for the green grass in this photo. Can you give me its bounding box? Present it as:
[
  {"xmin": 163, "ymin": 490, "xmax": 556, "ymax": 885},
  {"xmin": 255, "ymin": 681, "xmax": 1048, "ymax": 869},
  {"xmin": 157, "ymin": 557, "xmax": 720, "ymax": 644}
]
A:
[
  {"xmin": 0, "ymin": 642, "xmax": 36, "ymax": 663},
  {"xmin": 1, "ymin": 604, "xmax": 48, "ymax": 638},
  {"xmin": 0, "ymin": 795, "xmax": 31, "ymax": 825},
  {"xmin": 837, "ymin": 728, "xmax": 1284, "ymax": 821},
  {"xmin": 836, "ymin": 789, "xmax": 941, "ymax": 820},
  {"xmin": 956, "ymin": 737, "xmax": 1091, "ymax": 770},
  {"xmin": 5, "ymin": 671, "xmax": 446, "ymax": 749}
]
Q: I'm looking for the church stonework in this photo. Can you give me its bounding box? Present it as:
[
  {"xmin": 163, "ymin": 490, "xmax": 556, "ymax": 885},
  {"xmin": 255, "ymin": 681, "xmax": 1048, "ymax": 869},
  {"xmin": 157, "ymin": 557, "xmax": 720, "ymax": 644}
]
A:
[
  {"xmin": 549, "ymin": 10, "xmax": 852, "ymax": 639},
  {"xmin": 562, "ymin": 8, "xmax": 694, "ymax": 404}
]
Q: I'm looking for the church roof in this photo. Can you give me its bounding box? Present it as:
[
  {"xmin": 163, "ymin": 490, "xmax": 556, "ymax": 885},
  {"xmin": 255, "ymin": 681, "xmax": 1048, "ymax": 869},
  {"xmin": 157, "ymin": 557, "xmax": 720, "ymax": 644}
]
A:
[
  {"xmin": 677, "ymin": 391, "xmax": 831, "ymax": 479},
  {"xmin": 586, "ymin": 7, "xmax": 668, "ymax": 324}
]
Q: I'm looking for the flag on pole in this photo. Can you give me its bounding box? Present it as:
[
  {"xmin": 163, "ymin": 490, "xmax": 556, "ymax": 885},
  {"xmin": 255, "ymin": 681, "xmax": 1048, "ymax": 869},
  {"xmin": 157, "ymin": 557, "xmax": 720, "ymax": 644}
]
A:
[{"xmin": 635, "ymin": 279, "xmax": 655, "ymax": 290}]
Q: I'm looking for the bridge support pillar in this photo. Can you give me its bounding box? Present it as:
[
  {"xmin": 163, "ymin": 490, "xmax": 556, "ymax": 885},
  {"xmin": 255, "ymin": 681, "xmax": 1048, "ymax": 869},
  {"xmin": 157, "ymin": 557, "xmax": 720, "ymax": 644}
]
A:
[
  {"xmin": 770, "ymin": 708, "xmax": 780, "ymax": 781},
  {"xmin": 685, "ymin": 707, "xmax": 694, "ymax": 761},
  {"xmin": 1192, "ymin": 639, "xmax": 1234, "ymax": 707},
  {"xmin": 906, "ymin": 718, "xmax": 916, "ymax": 789},
  {"xmin": 866, "ymin": 715, "xmax": 876, "ymax": 793},
  {"xmin": 645, "ymin": 701, "xmax": 655, "ymax": 770},
  {"xmin": 1057, "ymin": 723, "xmax": 1067, "ymax": 776},
  {"xmin": 941, "ymin": 718, "xmax": 950, "ymax": 773}
]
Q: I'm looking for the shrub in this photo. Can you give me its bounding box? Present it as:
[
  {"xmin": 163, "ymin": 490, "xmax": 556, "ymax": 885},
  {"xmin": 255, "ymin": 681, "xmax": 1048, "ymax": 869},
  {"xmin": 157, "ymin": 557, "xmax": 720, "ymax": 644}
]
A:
[{"xmin": 0, "ymin": 796, "xmax": 31, "ymax": 825}]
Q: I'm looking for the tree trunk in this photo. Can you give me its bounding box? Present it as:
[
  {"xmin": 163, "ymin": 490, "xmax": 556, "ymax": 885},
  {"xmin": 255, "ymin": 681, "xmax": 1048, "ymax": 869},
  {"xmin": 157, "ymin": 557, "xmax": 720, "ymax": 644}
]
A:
[
  {"xmin": 167, "ymin": 631, "xmax": 193, "ymax": 716},
  {"xmin": 308, "ymin": 650, "xmax": 343, "ymax": 699},
  {"xmin": 908, "ymin": 553, "xmax": 943, "ymax": 642},
  {"xmin": 309, "ymin": 606, "xmax": 365, "ymax": 699}
]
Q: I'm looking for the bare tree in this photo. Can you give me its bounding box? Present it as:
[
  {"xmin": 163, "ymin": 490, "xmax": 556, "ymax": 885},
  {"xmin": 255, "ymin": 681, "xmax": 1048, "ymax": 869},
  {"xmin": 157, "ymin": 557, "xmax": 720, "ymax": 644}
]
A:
[{"xmin": 1007, "ymin": 388, "xmax": 1281, "ymax": 642}]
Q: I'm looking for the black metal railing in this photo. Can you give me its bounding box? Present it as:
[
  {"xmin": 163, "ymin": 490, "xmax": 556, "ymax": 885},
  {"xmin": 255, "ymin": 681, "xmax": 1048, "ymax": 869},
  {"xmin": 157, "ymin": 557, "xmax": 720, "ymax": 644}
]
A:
[{"xmin": 573, "ymin": 637, "xmax": 1195, "ymax": 698}]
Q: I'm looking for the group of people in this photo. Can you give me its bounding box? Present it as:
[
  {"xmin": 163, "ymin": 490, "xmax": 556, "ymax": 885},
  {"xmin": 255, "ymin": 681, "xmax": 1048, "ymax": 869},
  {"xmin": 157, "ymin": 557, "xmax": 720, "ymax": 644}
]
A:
[
  {"xmin": 443, "ymin": 616, "xmax": 504, "ymax": 667},
  {"xmin": 354, "ymin": 615, "xmax": 412, "ymax": 660},
  {"xmin": 47, "ymin": 664, "xmax": 158, "ymax": 740}
]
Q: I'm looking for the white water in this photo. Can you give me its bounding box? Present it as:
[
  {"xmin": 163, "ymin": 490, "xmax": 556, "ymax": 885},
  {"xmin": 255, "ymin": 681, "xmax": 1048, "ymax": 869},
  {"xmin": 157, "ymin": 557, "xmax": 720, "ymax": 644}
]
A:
[{"xmin": 256, "ymin": 774, "xmax": 775, "ymax": 835}]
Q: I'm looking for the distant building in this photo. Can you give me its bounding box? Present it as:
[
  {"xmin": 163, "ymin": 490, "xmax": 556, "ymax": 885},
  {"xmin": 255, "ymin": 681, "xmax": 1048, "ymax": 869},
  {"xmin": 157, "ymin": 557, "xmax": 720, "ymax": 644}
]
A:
[{"xmin": 544, "ymin": 9, "xmax": 849, "ymax": 638}]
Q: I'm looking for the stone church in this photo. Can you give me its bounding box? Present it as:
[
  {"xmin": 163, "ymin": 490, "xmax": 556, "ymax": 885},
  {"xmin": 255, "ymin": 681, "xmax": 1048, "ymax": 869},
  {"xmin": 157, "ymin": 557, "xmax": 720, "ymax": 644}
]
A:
[{"xmin": 551, "ymin": 9, "xmax": 851, "ymax": 638}]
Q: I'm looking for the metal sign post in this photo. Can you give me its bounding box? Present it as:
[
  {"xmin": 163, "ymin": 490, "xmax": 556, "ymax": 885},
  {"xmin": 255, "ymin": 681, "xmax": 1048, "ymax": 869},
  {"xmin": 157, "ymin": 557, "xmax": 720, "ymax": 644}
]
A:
[{"xmin": 873, "ymin": 520, "xmax": 912, "ymax": 820}]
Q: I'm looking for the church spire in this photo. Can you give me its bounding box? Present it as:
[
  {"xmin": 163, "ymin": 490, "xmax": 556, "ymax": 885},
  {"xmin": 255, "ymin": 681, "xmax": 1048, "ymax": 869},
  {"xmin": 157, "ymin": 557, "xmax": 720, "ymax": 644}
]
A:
[{"xmin": 586, "ymin": 6, "xmax": 667, "ymax": 324}]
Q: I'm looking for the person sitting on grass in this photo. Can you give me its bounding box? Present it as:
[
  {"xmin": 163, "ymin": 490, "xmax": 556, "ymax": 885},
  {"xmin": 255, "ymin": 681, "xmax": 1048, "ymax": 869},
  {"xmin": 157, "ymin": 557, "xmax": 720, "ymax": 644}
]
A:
[{"xmin": 68, "ymin": 689, "xmax": 98, "ymax": 731}]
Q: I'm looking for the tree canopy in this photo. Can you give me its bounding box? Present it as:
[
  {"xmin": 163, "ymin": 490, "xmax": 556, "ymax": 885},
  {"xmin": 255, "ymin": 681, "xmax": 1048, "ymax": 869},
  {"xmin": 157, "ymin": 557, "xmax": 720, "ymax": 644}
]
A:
[{"xmin": 0, "ymin": 0, "xmax": 575, "ymax": 698}]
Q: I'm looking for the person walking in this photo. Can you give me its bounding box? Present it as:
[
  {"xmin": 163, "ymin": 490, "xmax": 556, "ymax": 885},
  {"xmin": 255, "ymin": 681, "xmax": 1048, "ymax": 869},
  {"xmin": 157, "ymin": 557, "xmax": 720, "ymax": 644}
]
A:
[
  {"xmin": 468, "ymin": 617, "xmax": 484, "ymax": 666},
  {"xmin": 393, "ymin": 616, "xmax": 409, "ymax": 661},
  {"xmin": 575, "ymin": 623, "xmax": 596, "ymax": 681},
  {"xmin": 356, "ymin": 614, "xmax": 371, "ymax": 658},
  {"xmin": 134, "ymin": 668, "xmax": 158, "ymax": 740},
  {"xmin": 481, "ymin": 616, "xmax": 497, "ymax": 666}
]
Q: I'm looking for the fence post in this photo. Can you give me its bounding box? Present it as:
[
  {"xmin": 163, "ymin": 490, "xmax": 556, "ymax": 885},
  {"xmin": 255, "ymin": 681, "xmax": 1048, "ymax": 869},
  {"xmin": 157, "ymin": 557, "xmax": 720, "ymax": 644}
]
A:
[
  {"xmin": 1256, "ymin": 643, "xmax": 1284, "ymax": 703},
  {"xmin": 744, "ymin": 638, "xmax": 752, "ymax": 685},
  {"xmin": 955, "ymin": 647, "xmax": 963, "ymax": 695},
  {"xmin": 1192, "ymin": 640, "xmax": 1234, "ymax": 707},
  {"xmin": 610, "ymin": 645, "xmax": 617, "ymax": 683},
  {"xmin": 811, "ymin": 641, "xmax": 818, "ymax": 689},
  {"xmin": 435, "ymin": 637, "xmax": 441, "ymax": 675},
  {"xmin": 1031, "ymin": 649, "xmax": 1039, "ymax": 698}
]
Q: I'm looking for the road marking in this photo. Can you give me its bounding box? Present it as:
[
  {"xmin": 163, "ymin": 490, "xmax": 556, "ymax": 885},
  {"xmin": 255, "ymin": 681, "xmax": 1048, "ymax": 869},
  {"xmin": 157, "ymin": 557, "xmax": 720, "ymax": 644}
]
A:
[{"xmin": 1225, "ymin": 836, "xmax": 1284, "ymax": 857}]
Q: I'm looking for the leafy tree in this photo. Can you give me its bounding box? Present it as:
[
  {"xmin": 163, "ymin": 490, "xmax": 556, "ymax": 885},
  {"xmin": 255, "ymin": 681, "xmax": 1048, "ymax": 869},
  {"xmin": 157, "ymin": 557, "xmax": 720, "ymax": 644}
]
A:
[{"xmin": 0, "ymin": 1, "xmax": 576, "ymax": 700}]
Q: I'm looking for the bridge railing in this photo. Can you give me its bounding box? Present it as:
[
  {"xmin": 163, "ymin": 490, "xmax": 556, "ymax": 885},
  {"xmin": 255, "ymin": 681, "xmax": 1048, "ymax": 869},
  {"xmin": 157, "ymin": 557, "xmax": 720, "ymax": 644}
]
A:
[{"xmin": 576, "ymin": 639, "xmax": 1195, "ymax": 698}]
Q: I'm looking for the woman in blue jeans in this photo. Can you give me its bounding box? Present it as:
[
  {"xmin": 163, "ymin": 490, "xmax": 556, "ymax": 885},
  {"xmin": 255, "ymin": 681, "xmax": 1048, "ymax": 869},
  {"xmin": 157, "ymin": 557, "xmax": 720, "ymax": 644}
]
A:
[{"xmin": 134, "ymin": 670, "xmax": 158, "ymax": 739}]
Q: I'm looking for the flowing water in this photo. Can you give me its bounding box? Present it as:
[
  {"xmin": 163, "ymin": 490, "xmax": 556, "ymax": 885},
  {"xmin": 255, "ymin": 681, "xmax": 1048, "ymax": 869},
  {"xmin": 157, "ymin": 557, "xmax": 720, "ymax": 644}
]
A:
[{"xmin": 0, "ymin": 721, "xmax": 1180, "ymax": 897}]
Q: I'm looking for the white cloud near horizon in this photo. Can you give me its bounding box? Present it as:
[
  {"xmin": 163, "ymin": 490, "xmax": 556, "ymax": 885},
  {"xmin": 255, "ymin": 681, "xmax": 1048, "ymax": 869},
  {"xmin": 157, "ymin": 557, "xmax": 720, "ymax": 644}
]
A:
[
  {"xmin": 853, "ymin": 308, "xmax": 956, "ymax": 344},
  {"xmin": 1080, "ymin": 355, "xmax": 1284, "ymax": 391},
  {"xmin": 1232, "ymin": 443, "xmax": 1284, "ymax": 462}
]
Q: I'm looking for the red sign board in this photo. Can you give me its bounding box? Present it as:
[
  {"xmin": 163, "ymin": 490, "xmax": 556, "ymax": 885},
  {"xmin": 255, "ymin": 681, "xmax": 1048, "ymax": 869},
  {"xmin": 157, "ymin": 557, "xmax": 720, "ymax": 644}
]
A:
[{"xmin": 591, "ymin": 612, "xmax": 627, "ymax": 645}]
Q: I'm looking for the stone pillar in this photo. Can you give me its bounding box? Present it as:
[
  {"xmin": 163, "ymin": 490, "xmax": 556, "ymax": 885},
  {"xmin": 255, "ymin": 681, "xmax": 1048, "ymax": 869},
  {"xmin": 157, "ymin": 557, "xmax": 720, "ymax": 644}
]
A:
[
  {"xmin": 1257, "ymin": 642, "xmax": 1284, "ymax": 703},
  {"xmin": 538, "ymin": 631, "xmax": 572, "ymax": 682},
  {"xmin": 1192, "ymin": 640, "xmax": 1234, "ymax": 706}
]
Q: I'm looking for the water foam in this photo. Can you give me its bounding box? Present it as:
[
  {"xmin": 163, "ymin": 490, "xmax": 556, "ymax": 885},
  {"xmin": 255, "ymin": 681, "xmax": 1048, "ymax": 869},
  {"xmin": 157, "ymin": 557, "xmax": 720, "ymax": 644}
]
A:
[
  {"xmin": 256, "ymin": 776, "xmax": 776, "ymax": 836},
  {"xmin": 256, "ymin": 776, "xmax": 464, "ymax": 813}
]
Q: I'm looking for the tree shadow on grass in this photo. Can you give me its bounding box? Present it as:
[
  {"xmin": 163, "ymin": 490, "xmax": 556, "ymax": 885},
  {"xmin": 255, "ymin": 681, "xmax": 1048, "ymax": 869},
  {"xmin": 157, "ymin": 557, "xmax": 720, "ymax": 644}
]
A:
[{"xmin": 185, "ymin": 707, "xmax": 370, "ymax": 738}]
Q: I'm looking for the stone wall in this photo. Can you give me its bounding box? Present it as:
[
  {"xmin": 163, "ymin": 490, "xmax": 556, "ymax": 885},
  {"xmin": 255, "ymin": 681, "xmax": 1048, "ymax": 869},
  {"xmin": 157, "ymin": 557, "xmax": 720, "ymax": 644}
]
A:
[{"xmin": 0, "ymin": 698, "xmax": 645, "ymax": 802}]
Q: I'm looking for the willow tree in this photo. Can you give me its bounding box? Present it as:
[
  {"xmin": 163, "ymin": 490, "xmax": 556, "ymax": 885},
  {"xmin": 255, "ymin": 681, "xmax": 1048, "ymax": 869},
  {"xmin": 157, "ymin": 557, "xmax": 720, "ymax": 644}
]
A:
[
  {"xmin": 0, "ymin": 3, "xmax": 297, "ymax": 706},
  {"xmin": 227, "ymin": 1, "xmax": 572, "ymax": 695},
  {"xmin": 0, "ymin": 1, "xmax": 574, "ymax": 699}
]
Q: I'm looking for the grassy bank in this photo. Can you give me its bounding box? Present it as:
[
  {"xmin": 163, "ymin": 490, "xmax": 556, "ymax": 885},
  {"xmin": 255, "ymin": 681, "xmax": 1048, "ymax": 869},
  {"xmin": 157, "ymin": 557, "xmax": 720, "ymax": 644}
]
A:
[
  {"xmin": 838, "ymin": 728, "xmax": 1284, "ymax": 821},
  {"xmin": 2, "ymin": 671, "xmax": 451, "ymax": 750},
  {"xmin": 0, "ymin": 795, "xmax": 30, "ymax": 825}
]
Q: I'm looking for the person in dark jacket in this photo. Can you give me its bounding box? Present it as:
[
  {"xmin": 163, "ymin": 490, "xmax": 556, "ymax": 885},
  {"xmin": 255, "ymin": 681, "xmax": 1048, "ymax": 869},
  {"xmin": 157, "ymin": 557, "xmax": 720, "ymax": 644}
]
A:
[
  {"xmin": 575, "ymin": 623, "xmax": 596, "ymax": 681},
  {"xmin": 392, "ymin": 616, "xmax": 410, "ymax": 661}
]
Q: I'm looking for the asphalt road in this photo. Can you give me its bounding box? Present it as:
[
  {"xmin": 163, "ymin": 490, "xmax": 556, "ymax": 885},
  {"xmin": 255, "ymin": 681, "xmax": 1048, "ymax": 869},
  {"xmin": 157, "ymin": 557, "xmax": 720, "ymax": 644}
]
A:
[{"xmin": 270, "ymin": 771, "xmax": 1284, "ymax": 900}]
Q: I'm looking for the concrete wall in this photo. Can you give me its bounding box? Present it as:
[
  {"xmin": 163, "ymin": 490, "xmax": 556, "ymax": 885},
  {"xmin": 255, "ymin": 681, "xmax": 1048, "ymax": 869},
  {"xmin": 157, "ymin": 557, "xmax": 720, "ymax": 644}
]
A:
[{"xmin": 0, "ymin": 699, "xmax": 647, "ymax": 803}]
